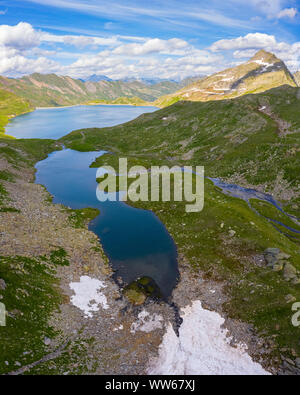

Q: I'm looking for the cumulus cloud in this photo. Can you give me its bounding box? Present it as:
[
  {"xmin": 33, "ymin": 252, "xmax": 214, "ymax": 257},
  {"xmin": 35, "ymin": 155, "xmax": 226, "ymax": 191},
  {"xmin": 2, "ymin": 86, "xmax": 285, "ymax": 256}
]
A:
[
  {"xmin": 0, "ymin": 21, "xmax": 299, "ymax": 79},
  {"xmin": 0, "ymin": 22, "xmax": 61, "ymax": 76},
  {"xmin": 211, "ymin": 33, "xmax": 278, "ymax": 52},
  {"xmin": 210, "ymin": 32, "xmax": 300, "ymax": 71},
  {"xmin": 64, "ymin": 47, "xmax": 223, "ymax": 80},
  {"xmin": 113, "ymin": 38, "xmax": 189, "ymax": 56},
  {"xmin": 0, "ymin": 22, "xmax": 40, "ymax": 50}
]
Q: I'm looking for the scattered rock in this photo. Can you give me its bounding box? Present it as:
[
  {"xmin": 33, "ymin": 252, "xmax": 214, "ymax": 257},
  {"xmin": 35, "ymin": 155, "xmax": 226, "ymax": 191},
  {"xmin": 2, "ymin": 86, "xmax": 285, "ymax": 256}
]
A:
[
  {"xmin": 291, "ymin": 277, "xmax": 300, "ymax": 285},
  {"xmin": 277, "ymin": 252, "xmax": 291, "ymax": 261},
  {"xmin": 285, "ymin": 295, "xmax": 296, "ymax": 304},
  {"xmin": 272, "ymin": 263, "xmax": 284, "ymax": 272},
  {"xmin": 229, "ymin": 230, "xmax": 236, "ymax": 237},
  {"xmin": 283, "ymin": 263, "xmax": 297, "ymax": 282},
  {"xmin": 264, "ymin": 248, "xmax": 280, "ymax": 267},
  {"xmin": 296, "ymin": 358, "xmax": 300, "ymax": 368},
  {"xmin": 0, "ymin": 279, "xmax": 6, "ymax": 291},
  {"xmin": 44, "ymin": 337, "xmax": 51, "ymax": 346}
]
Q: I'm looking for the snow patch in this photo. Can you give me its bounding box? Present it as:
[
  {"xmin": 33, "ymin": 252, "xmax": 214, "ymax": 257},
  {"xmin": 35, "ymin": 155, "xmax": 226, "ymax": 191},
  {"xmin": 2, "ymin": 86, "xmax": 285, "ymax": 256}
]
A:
[
  {"xmin": 130, "ymin": 310, "xmax": 163, "ymax": 334},
  {"xmin": 113, "ymin": 325, "xmax": 124, "ymax": 331},
  {"xmin": 148, "ymin": 300, "xmax": 270, "ymax": 375},
  {"xmin": 69, "ymin": 275, "xmax": 109, "ymax": 318}
]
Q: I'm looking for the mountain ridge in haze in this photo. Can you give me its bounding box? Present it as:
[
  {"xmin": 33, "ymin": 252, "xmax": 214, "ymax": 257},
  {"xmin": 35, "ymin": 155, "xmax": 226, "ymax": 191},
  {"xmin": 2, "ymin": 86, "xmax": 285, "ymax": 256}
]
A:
[{"xmin": 0, "ymin": 73, "xmax": 193, "ymax": 107}]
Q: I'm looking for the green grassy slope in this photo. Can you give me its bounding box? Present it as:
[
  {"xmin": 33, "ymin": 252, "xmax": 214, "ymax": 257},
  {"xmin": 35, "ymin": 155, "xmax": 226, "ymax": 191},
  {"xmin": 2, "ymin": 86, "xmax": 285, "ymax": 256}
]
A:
[
  {"xmin": 0, "ymin": 88, "xmax": 33, "ymax": 137},
  {"xmin": 86, "ymin": 96, "xmax": 150, "ymax": 106}
]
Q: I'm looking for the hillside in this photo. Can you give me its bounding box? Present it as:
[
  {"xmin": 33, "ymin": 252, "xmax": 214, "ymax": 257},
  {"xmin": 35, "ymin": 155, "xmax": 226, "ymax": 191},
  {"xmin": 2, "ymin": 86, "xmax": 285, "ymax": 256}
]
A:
[
  {"xmin": 0, "ymin": 88, "xmax": 33, "ymax": 136},
  {"xmin": 155, "ymin": 50, "xmax": 297, "ymax": 107},
  {"xmin": 0, "ymin": 74, "xmax": 188, "ymax": 108},
  {"xmin": 295, "ymin": 71, "xmax": 300, "ymax": 86},
  {"xmin": 62, "ymin": 85, "xmax": 300, "ymax": 212},
  {"xmin": 86, "ymin": 96, "xmax": 150, "ymax": 106},
  {"xmin": 60, "ymin": 85, "xmax": 300, "ymax": 369}
]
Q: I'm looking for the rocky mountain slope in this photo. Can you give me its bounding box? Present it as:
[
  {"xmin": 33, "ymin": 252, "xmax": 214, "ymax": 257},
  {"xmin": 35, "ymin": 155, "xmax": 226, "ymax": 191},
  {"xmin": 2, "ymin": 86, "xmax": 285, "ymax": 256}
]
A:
[
  {"xmin": 155, "ymin": 50, "xmax": 297, "ymax": 107},
  {"xmin": 295, "ymin": 71, "xmax": 300, "ymax": 86},
  {"xmin": 0, "ymin": 74, "xmax": 192, "ymax": 108}
]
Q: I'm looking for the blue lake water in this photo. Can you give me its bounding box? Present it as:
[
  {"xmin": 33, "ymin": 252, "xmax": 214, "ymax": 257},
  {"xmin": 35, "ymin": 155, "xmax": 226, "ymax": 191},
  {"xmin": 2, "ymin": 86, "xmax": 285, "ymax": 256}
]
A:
[
  {"xmin": 8, "ymin": 105, "xmax": 179, "ymax": 299},
  {"xmin": 6, "ymin": 105, "xmax": 158, "ymax": 139}
]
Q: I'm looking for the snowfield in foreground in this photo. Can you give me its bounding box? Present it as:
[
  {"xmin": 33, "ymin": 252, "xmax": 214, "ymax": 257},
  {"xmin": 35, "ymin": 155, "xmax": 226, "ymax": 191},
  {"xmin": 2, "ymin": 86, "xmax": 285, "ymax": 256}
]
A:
[
  {"xmin": 148, "ymin": 300, "xmax": 270, "ymax": 375},
  {"xmin": 69, "ymin": 276, "xmax": 109, "ymax": 317}
]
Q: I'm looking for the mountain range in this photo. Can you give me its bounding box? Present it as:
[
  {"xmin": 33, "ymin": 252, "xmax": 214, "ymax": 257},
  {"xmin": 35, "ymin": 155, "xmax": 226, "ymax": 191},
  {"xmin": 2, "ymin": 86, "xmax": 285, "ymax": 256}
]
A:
[
  {"xmin": 0, "ymin": 50, "xmax": 298, "ymax": 117},
  {"xmin": 0, "ymin": 74, "xmax": 201, "ymax": 108}
]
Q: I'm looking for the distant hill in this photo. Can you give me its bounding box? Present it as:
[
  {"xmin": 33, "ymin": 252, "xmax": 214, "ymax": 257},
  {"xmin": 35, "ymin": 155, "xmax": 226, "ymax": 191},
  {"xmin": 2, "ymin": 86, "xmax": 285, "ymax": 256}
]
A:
[
  {"xmin": 0, "ymin": 73, "xmax": 190, "ymax": 108},
  {"xmin": 87, "ymin": 96, "xmax": 149, "ymax": 106},
  {"xmin": 155, "ymin": 50, "xmax": 297, "ymax": 107},
  {"xmin": 83, "ymin": 75, "xmax": 113, "ymax": 82},
  {"xmin": 294, "ymin": 71, "xmax": 300, "ymax": 86}
]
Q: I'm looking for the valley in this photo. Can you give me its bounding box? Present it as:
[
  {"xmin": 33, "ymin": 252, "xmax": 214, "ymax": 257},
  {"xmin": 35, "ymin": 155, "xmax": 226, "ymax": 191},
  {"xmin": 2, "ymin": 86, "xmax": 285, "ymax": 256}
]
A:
[{"xmin": 0, "ymin": 49, "xmax": 299, "ymax": 375}]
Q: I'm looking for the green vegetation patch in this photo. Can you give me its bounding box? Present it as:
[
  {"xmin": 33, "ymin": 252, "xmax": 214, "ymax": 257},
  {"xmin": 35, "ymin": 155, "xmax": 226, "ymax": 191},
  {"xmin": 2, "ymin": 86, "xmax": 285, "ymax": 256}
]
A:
[
  {"xmin": 67, "ymin": 207, "xmax": 100, "ymax": 228},
  {"xmin": 0, "ymin": 249, "xmax": 70, "ymax": 374}
]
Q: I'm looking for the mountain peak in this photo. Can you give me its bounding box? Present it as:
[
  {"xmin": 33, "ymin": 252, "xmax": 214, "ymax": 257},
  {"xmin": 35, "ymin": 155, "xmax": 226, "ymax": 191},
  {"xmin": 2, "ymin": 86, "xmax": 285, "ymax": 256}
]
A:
[
  {"xmin": 250, "ymin": 50, "xmax": 280, "ymax": 64},
  {"xmin": 155, "ymin": 49, "xmax": 296, "ymax": 107}
]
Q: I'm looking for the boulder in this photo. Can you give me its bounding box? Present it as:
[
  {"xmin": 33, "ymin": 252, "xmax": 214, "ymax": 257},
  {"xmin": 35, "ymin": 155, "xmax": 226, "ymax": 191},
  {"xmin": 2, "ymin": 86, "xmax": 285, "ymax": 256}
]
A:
[
  {"xmin": 264, "ymin": 248, "xmax": 280, "ymax": 267},
  {"xmin": 283, "ymin": 263, "xmax": 297, "ymax": 282},
  {"xmin": 0, "ymin": 279, "xmax": 6, "ymax": 291},
  {"xmin": 285, "ymin": 294, "xmax": 297, "ymax": 304}
]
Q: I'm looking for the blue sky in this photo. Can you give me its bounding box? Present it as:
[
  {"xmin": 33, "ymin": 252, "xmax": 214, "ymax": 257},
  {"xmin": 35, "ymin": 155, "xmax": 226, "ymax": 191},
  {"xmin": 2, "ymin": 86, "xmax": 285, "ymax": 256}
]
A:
[{"xmin": 0, "ymin": 0, "xmax": 299, "ymax": 79}]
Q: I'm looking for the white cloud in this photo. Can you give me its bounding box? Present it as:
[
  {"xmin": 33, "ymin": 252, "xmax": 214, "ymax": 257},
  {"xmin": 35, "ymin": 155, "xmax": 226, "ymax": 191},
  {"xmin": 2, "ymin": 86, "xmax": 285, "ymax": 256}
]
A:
[
  {"xmin": 210, "ymin": 32, "xmax": 300, "ymax": 71},
  {"xmin": 0, "ymin": 54, "xmax": 59, "ymax": 77},
  {"xmin": 0, "ymin": 22, "xmax": 299, "ymax": 80},
  {"xmin": 0, "ymin": 22, "xmax": 40, "ymax": 50},
  {"xmin": 113, "ymin": 38, "xmax": 189, "ymax": 56},
  {"xmin": 247, "ymin": 0, "xmax": 298, "ymax": 20},
  {"xmin": 277, "ymin": 8, "xmax": 298, "ymax": 19},
  {"xmin": 233, "ymin": 49, "xmax": 257, "ymax": 58},
  {"xmin": 211, "ymin": 33, "xmax": 278, "ymax": 52},
  {"xmin": 40, "ymin": 32, "xmax": 119, "ymax": 48},
  {"xmin": 249, "ymin": 0, "xmax": 282, "ymax": 17}
]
